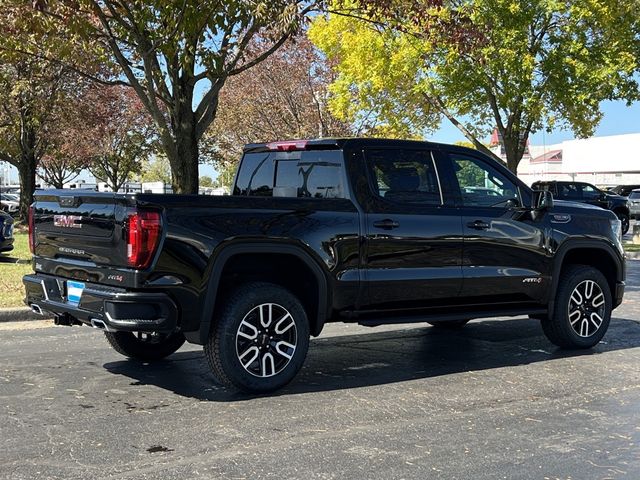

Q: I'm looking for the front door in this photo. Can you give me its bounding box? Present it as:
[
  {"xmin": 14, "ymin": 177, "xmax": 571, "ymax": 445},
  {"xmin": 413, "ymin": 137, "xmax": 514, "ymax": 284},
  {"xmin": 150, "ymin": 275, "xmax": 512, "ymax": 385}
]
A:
[
  {"xmin": 446, "ymin": 152, "xmax": 550, "ymax": 305},
  {"xmin": 361, "ymin": 147, "xmax": 463, "ymax": 311}
]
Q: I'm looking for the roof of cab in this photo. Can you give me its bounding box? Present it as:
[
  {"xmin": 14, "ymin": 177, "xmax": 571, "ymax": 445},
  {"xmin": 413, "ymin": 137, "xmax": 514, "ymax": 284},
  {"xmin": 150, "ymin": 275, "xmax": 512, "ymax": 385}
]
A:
[{"xmin": 242, "ymin": 137, "xmax": 446, "ymax": 153}]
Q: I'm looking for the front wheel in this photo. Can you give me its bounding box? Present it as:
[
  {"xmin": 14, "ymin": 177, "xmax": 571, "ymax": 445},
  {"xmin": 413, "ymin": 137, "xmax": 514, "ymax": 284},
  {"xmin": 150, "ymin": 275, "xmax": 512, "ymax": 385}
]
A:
[
  {"xmin": 104, "ymin": 331, "xmax": 185, "ymax": 361},
  {"xmin": 541, "ymin": 265, "xmax": 612, "ymax": 349},
  {"xmin": 204, "ymin": 282, "xmax": 310, "ymax": 393}
]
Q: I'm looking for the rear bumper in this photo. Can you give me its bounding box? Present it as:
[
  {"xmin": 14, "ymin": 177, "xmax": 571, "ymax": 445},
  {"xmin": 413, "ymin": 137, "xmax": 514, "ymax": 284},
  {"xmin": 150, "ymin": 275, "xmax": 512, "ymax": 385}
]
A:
[{"xmin": 23, "ymin": 273, "xmax": 178, "ymax": 333}]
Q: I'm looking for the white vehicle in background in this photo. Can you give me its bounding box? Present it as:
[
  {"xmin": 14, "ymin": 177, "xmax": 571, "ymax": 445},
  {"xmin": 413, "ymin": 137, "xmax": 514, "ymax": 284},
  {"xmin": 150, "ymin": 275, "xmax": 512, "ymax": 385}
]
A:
[
  {"xmin": 629, "ymin": 189, "xmax": 640, "ymax": 219},
  {"xmin": 0, "ymin": 193, "xmax": 19, "ymax": 215}
]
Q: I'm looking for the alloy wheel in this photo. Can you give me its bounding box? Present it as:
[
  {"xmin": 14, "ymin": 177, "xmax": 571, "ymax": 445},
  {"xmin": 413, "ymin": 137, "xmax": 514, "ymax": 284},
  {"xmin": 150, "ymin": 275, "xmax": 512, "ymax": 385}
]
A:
[
  {"xmin": 567, "ymin": 280, "xmax": 606, "ymax": 338},
  {"xmin": 235, "ymin": 303, "xmax": 297, "ymax": 378}
]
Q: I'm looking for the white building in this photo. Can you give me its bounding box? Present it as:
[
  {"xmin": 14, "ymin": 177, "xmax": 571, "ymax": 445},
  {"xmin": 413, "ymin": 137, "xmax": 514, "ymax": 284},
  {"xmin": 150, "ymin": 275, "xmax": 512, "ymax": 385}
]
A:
[{"xmin": 514, "ymin": 133, "xmax": 640, "ymax": 187}]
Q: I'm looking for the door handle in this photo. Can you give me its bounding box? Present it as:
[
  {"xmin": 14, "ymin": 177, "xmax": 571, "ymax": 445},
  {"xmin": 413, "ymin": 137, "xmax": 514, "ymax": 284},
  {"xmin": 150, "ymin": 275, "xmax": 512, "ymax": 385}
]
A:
[
  {"xmin": 373, "ymin": 219, "xmax": 400, "ymax": 230},
  {"xmin": 467, "ymin": 220, "xmax": 490, "ymax": 230}
]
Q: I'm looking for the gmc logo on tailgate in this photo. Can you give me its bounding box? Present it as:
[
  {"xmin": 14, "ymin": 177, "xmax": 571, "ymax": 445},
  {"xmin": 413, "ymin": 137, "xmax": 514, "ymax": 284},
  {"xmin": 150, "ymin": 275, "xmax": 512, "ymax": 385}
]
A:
[{"xmin": 53, "ymin": 215, "xmax": 83, "ymax": 228}]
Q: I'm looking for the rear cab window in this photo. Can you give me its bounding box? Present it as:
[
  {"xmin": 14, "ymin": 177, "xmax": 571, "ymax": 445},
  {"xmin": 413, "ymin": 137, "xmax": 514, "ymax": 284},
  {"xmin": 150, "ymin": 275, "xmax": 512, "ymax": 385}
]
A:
[{"xmin": 234, "ymin": 150, "xmax": 347, "ymax": 199}]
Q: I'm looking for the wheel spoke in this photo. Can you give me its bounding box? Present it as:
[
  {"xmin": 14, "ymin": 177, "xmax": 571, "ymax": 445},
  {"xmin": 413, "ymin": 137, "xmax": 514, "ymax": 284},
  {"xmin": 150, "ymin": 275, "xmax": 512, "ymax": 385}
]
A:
[
  {"xmin": 261, "ymin": 352, "xmax": 275, "ymax": 377},
  {"xmin": 260, "ymin": 304, "xmax": 273, "ymax": 328},
  {"xmin": 237, "ymin": 319, "xmax": 258, "ymax": 340},
  {"xmin": 569, "ymin": 309, "xmax": 582, "ymax": 325},
  {"xmin": 238, "ymin": 346, "xmax": 259, "ymax": 369},
  {"xmin": 583, "ymin": 280, "xmax": 595, "ymax": 300},
  {"xmin": 275, "ymin": 340, "xmax": 295, "ymax": 360},
  {"xmin": 590, "ymin": 312, "xmax": 603, "ymax": 330},
  {"xmin": 580, "ymin": 319, "xmax": 589, "ymax": 337},
  {"xmin": 274, "ymin": 313, "xmax": 294, "ymax": 334},
  {"xmin": 591, "ymin": 292, "xmax": 605, "ymax": 308},
  {"xmin": 570, "ymin": 289, "xmax": 583, "ymax": 305}
]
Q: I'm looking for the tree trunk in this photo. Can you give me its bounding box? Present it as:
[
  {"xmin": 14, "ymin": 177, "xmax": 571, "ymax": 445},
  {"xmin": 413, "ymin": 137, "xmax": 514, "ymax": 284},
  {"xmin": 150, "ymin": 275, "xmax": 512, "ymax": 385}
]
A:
[
  {"xmin": 17, "ymin": 154, "xmax": 37, "ymax": 222},
  {"xmin": 167, "ymin": 94, "xmax": 199, "ymax": 194},
  {"xmin": 501, "ymin": 130, "xmax": 527, "ymax": 175}
]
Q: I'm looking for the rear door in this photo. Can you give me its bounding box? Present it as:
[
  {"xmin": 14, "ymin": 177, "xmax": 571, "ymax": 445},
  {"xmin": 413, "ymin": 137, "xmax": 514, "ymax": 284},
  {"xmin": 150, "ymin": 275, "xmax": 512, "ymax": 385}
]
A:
[
  {"xmin": 360, "ymin": 147, "xmax": 463, "ymax": 311},
  {"xmin": 444, "ymin": 151, "xmax": 549, "ymax": 305}
]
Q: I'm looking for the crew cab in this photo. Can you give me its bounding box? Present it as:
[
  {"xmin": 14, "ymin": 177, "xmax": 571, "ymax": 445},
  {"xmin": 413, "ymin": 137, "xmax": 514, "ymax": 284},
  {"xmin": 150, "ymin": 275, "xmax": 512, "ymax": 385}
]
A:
[
  {"xmin": 531, "ymin": 180, "xmax": 630, "ymax": 235},
  {"xmin": 24, "ymin": 139, "xmax": 626, "ymax": 393}
]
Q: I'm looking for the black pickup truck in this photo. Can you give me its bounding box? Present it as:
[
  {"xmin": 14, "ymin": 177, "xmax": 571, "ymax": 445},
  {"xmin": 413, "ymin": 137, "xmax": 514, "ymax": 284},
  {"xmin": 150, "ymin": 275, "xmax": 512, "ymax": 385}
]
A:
[{"xmin": 24, "ymin": 138, "xmax": 626, "ymax": 393}]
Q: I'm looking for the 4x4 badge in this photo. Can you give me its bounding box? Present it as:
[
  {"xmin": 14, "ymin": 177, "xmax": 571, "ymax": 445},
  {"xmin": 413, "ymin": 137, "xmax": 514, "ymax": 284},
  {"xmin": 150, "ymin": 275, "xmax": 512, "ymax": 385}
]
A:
[
  {"xmin": 550, "ymin": 214, "xmax": 571, "ymax": 224},
  {"xmin": 523, "ymin": 277, "xmax": 543, "ymax": 284}
]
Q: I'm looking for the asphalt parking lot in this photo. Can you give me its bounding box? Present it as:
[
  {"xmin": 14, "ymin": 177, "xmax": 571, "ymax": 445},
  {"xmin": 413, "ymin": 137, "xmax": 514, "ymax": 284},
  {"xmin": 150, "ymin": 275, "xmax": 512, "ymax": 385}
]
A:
[{"xmin": 2, "ymin": 261, "xmax": 640, "ymax": 480}]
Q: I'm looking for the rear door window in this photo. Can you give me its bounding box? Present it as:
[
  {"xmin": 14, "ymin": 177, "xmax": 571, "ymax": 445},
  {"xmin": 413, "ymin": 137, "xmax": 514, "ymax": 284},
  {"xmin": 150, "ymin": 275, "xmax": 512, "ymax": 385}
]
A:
[{"xmin": 365, "ymin": 149, "xmax": 442, "ymax": 206}]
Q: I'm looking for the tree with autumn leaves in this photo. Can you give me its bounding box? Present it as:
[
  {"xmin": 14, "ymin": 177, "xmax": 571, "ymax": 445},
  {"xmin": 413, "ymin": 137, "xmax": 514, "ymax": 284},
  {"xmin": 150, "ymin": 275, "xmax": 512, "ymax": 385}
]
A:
[
  {"xmin": 207, "ymin": 36, "xmax": 354, "ymax": 178},
  {"xmin": 310, "ymin": 0, "xmax": 640, "ymax": 174},
  {"xmin": 4, "ymin": 0, "xmax": 319, "ymax": 194}
]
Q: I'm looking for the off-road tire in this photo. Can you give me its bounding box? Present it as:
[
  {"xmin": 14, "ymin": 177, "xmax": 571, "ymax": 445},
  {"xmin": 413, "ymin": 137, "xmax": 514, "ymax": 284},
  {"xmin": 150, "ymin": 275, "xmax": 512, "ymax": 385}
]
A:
[
  {"xmin": 541, "ymin": 265, "xmax": 612, "ymax": 349},
  {"xmin": 204, "ymin": 282, "xmax": 310, "ymax": 393},
  {"xmin": 104, "ymin": 331, "xmax": 185, "ymax": 361}
]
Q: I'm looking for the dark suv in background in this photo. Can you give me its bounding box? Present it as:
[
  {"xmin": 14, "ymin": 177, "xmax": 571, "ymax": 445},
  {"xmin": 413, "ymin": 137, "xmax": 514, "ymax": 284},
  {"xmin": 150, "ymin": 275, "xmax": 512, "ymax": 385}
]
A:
[
  {"xmin": 531, "ymin": 181, "xmax": 630, "ymax": 235},
  {"xmin": 610, "ymin": 184, "xmax": 640, "ymax": 198}
]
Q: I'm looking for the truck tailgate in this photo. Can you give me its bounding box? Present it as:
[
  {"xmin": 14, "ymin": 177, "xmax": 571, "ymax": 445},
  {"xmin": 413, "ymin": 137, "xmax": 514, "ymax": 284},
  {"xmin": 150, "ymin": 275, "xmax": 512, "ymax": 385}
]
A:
[{"xmin": 33, "ymin": 190, "xmax": 129, "ymax": 267}]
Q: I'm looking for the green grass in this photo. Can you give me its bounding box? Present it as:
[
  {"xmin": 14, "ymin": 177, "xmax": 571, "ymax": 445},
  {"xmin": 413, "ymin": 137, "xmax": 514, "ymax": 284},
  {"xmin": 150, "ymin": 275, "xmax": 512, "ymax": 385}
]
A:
[
  {"xmin": 624, "ymin": 242, "xmax": 640, "ymax": 253},
  {"xmin": 0, "ymin": 233, "xmax": 33, "ymax": 308}
]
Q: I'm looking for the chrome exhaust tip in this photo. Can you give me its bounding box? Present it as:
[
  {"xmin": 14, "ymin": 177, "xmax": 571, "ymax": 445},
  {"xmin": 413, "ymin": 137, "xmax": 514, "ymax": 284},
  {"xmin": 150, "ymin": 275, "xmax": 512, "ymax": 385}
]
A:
[
  {"xmin": 31, "ymin": 304, "xmax": 43, "ymax": 315},
  {"xmin": 90, "ymin": 319, "xmax": 107, "ymax": 330},
  {"xmin": 90, "ymin": 318, "xmax": 115, "ymax": 332}
]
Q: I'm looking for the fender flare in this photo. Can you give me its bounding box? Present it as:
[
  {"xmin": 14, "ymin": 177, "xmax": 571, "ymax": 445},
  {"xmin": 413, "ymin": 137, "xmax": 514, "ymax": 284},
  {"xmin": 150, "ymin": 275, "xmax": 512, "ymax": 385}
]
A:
[
  {"xmin": 547, "ymin": 239, "xmax": 624, "ymax": 316},
  {"xmin": 192, "ymin": 242, "xmax": 330, "ymax": 344}
]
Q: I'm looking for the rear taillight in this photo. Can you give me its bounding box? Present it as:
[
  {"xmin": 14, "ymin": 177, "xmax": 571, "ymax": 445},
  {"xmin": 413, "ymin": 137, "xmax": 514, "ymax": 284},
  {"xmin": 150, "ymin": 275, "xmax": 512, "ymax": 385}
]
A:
[
  {"xmin": 126, "ymin": 210, "xmax": 162, "ymax": 269},
  {"xmin": 28, "ymin": 205, "xmax": 35, "ymax": 254}
]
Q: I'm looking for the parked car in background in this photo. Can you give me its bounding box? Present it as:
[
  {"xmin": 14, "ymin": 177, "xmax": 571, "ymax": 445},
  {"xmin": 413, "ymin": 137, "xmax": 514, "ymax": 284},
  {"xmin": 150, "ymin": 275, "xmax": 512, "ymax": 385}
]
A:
[
  {"xmin": 531, "ymin": 180, "xmax": 630, "ymax": 235},
  {"xmin": 610, "ymin": 184, "xmax": 640, "ymax": 198},
  {"xmin": 0, "ymin": 210, "xmax": 14, "ymax": 253},
  {"xmin": 628, "ymin": 189, "xmax": 640, "ymax": 219},
  {"xmin": 0, "ymin": 193, "xmax": 19, "ymax": 215}
]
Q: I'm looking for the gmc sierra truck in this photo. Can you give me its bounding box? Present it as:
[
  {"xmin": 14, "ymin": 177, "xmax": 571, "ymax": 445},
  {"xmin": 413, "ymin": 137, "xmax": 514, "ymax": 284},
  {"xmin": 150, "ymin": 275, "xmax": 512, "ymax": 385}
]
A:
[{"xmin": 24, "ymin": 138, "xmax": 626, "ymax": 393}]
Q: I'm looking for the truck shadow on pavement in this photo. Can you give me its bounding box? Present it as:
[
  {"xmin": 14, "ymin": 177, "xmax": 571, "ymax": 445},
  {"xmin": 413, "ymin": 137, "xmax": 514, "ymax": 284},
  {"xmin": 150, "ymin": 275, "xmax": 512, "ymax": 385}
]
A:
[{"xmin": 103, "ymin": 317, "xmax": 640, "ymax": 402}]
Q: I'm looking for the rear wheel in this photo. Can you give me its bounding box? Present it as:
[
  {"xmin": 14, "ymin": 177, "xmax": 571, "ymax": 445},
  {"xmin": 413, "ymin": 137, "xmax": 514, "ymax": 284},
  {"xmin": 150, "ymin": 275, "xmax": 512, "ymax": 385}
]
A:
[
  {"xmin": 428, "ymin": 319, "xmax": 469, "ymax": 329},
  {"xmin": 541, "ymin": 265, "xmax": 611, "ymax": 349},
  {"xmin": 104, "ymin": 331, "xmax": 185, "ymax": 361},
  {"xmin": 204, "ymin": 282, "xmax": 310, "ymax": 393}
]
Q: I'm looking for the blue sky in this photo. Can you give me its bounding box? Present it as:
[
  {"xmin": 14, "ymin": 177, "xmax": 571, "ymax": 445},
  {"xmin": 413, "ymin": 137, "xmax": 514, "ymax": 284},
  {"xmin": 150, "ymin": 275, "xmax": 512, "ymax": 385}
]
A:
[{"xmin": 425, "ymin": 100, "xmax": 640, "ymax": 147}]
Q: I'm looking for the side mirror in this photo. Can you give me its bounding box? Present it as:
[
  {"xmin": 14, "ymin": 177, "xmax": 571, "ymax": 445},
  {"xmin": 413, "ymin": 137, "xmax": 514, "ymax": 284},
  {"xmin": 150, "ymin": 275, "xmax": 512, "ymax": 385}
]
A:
[{"xmin": 533, "ymin": 190, "xmax": 554, "ymax": 210}]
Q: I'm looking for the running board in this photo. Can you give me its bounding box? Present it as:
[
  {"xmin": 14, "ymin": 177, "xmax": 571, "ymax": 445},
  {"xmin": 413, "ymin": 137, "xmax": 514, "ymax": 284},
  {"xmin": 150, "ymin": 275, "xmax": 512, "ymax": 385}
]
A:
[{"xmin": 357, "ymin": 308, "xmax": 547, "ymax": 327}]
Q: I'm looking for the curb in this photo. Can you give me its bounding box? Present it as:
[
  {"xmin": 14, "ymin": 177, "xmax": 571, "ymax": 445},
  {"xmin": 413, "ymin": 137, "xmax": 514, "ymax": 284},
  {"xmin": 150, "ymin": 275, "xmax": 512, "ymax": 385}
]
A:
[
  {"xmin": 625, "ymin": 252, "xmax": 640, "ymax": 260},
  {"xmin": 0, "ymin": 307, "xmax": 46, "ymax": 323}
]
